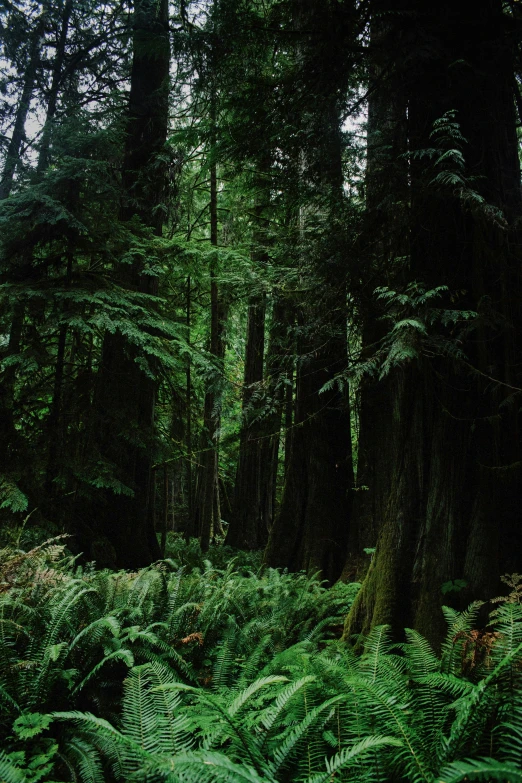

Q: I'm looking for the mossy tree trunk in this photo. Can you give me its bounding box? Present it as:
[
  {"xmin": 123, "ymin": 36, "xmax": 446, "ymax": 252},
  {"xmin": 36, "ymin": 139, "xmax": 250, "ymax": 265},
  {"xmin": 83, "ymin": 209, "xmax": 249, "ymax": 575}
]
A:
[
  {"xmin": 342, "ymin": 3, "xmax": 408, "ymax": 582},
  {"xmin": 344, "ymin": 0, "xmax": 522, "ymax": 647}
]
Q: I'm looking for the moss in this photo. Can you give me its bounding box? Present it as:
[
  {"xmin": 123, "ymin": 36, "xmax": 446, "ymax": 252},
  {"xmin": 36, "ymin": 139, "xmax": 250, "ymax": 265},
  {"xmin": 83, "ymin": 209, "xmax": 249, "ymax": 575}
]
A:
[{"xmin": 342, "ymin": 522, "xmax": 400, "ymax": 643}]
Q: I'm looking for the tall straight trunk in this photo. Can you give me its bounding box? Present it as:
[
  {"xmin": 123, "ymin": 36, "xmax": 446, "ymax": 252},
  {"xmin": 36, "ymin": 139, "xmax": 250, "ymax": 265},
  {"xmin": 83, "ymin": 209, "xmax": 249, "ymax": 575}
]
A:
[
  {"xmin": 227, "ymin": 295, "xmax": 289, "ymax": 549},
  {"xmin": 75, "ymin": 0, "xmax": 169, "ymax": 568},
  {"xmin": 344, "ymin": 0, "xmax": 522, "ymax": 647},
  {"xmin": 227, "ymin": 167, "xmax": 281, "ymax": 549},
  {"xmin": 342, "ymin": 2, "xmax": 408, "ymax": 581},
  {"xmin": 199, "ymin": 155, "xmax": 221, "ymax": 550},
  {"xmin": 259, "ymin": 298, "xmax": 290, "ymax": 533},
  {"xmin": 192, "ymin": 150, "xmax": 227, "ymax": 550},
  {"xmin": 226, "ymin": 293, "xmax": 267, "ymax": 549},
  {"xmin": 0, "ymin": 5, "xmax": 69, "ymax": 506},
  {"xmin": 264, "ymin": 0, "xmax": 355, "ymax": 584},
  {"xmin": 45, "ymin": 251, "xmax": 73, "ymax": 498},
  {"xmin": 185, "ymin": 276, "xmax": 193, "ymax": 531},
  {"xmin": 264, "ymin": 297, "xmax": 353, "ymax": 582},
  {"xmin": 0, "ymin": 304, "xmax": 24, "ymax": 481}
]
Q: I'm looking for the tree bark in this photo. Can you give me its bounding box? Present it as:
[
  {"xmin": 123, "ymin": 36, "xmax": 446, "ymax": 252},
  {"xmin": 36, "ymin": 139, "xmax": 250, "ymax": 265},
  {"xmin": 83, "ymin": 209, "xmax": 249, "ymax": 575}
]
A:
[
  {"xmin": 75, "ymin": 0, "xmax": 169, "ymax": 568},
  {"xmin": 263, "ymin": 0, "xmax": 356, "ymax": 583},
  {"xmin": 190, "ymin": 150, "xmax": 227, "ymax": 550},
  {"xmin": 344, "ymin": 0, "xmax": 522, "ymax": 647},
  {"xmin": 341, "ymin": 1, "xmax": 408, "ymax": 582}
]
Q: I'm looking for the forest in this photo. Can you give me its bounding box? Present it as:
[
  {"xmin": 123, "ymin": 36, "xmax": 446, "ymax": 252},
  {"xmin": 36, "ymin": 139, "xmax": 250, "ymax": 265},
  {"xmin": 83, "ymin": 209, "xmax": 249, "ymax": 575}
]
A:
[{"xmin": 1, "ymin": 0, "xmax": 522, "ymax": 781}]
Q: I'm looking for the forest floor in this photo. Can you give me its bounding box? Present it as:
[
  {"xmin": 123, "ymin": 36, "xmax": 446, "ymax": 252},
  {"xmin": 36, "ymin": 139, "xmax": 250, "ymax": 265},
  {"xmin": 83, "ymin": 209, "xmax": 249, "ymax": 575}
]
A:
[{"xmin": 0, "ymin": 533, "xmax": 521, "ymax": 783}]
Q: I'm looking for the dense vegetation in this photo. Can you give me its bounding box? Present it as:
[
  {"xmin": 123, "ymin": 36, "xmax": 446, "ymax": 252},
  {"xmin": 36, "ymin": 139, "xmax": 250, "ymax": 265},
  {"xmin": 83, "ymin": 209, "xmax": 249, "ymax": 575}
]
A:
[
  {"xmin": 2, "ymin": 537, "xmax": 522, "ymax": 783},
  {"xmin": 1, "ymin": 0, "xmax": 522, "ymax": 779}
]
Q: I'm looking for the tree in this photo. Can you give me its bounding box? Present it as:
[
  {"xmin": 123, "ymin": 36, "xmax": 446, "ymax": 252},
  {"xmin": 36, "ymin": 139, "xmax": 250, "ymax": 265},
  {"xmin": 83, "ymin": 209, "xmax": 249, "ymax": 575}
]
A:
[
  {"xmin": 341, "ymin": 0, "xmax": 408, "ymax": 581},
  {"xmin": 73, "ymin": 0, "xmax": 170, "ymax": 567},
  {"xmin": 263, "ymin": 0, "xmax": 358, "ymax": 583},
  {"xmin": 344, "ymin": 0, "xmax": 522, "ymax": 646}
]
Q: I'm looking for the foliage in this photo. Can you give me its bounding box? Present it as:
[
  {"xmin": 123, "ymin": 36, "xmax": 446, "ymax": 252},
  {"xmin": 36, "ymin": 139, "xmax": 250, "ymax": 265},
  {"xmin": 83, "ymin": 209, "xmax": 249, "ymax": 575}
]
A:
[{"xmin": 0, "ymin": 541, "xmax": 521, "ymax": 782}]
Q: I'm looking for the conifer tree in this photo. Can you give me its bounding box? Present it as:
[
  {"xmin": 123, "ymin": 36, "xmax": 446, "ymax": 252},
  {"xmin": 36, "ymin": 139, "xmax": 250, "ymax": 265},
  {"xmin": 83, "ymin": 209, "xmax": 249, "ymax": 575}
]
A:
[
  {"xmin": 263, "ymin": 0, "xmax": 357, "ymax": 583},
  {"xmin": 73, "ymin": 0, "xmax": 170, "ymax": 567},
  {"xmin": 344, "ymin": 0, "xmax": 522, "ymax": 645}
]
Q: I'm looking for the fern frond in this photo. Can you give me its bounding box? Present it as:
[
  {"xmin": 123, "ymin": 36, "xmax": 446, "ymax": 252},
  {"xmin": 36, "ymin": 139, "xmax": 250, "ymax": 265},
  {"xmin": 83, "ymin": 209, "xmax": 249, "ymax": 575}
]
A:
[
  {"xmin": 137, "ymin": 749, "xmax": 275, "ymax": 783},
  {"xmin": 305, "ymin": 735, "xmax": 403, "ymax": 783},
  {"xmin": 62, "ymin": 736, "xmax": 105, "ymax": 783},
  {"xmin": 438, "ymin": 757, "xmax": 522, "ymax": 783},
  {"xmin": 228, "ymin": 676, "xmax": 289, "ymax": 716},
  {"xmin": 268, "ymin": 694, "xmax": 345, "ymax": 775},
  {"xmin": 0, "ymin": 751, "xmax": 27, "ymax": 783}
]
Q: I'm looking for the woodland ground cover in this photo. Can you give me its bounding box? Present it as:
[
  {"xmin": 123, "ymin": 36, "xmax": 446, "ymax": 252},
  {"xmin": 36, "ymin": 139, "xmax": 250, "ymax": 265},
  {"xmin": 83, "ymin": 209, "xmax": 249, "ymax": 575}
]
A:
[
  {"xmin": 1, "ymin": 2, "xmax": 522, "ymax": 780},
  {"xmin": 1, "ymin": 537, "xmax": 522, "ymax": 783}
]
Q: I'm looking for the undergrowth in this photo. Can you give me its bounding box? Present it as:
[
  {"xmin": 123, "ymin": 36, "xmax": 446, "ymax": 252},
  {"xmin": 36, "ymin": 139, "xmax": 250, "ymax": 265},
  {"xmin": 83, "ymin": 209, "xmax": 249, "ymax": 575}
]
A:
[{"xmin": 1, "ymin": 537, "xmax": 522, "ymax": 782}]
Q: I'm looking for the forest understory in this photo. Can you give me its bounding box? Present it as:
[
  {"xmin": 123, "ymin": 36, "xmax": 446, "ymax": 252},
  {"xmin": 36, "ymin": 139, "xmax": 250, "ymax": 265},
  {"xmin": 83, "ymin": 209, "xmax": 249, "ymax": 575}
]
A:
[
  {"xmin": 2, "ymin": 0, "xmax": 522, "ymax": 779},
  {"xmin": 2, "ymin": 535, "xmax": 522, "ymax": 783}
]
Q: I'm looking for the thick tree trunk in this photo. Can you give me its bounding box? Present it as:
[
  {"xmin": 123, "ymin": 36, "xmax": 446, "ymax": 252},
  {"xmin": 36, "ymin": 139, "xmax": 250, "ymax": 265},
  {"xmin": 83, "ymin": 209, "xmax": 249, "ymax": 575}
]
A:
[
  {"xmin": 342, "ymin": 3, "xmax": 408, "ymax": 582},
  {"xmin": 344, "ymin": 0, "xmax": 522, "ymax": 647},
  {"xmin": 263, "ymin": 0, "xmax": 355, "ymax": 583},
  {"xmin": 74, "ymin": 0, "xmax": 169, "ymax": 568}
]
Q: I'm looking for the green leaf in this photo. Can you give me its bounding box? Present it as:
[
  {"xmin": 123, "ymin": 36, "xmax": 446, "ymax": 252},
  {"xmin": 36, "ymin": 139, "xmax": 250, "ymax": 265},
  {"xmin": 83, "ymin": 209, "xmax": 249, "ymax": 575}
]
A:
[{"xmin": 13, "ymin": 713, "xmax": 52, "ymax": 740}]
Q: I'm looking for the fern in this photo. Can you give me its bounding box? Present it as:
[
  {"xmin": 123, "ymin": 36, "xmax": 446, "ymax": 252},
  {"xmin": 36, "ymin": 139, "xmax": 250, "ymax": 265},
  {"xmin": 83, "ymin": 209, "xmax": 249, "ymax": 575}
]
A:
[{"xmin": 437, "ymin": 757, "xmax": 522, "ymax": 783}]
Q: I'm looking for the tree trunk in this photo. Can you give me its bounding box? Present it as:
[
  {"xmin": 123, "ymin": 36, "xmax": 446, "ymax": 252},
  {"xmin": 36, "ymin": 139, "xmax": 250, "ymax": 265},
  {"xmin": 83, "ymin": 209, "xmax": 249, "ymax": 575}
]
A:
[
  {"xmin": 37, "ymin": 0, "xmax": 73, "ymax": 178},
  {"xmin": 185, "ymin": 276, "xmax": 193, "ymax": 532},
  {"xmin": 191, "ymin": 151, "xmax": 227, "ymax": 550},
  {"xmin": 341, "ymin": 1, "xmax": 408, "ymax": 582},
  {"xmin": 264, "ymin": 0, "xmax": 356, "ymax": 583},
  {"xmin": 344, "ymin": 0, "xmax": 522, "ymax": 647},
  {"xmin": 226, "ymin": 293, "xmax": 267, "ymax": 549},
  {"xmin": 264, "ymin": 300, "xmax": 353, "ymax": 583},
  {"xmin": 74, "ymin": 0, "xmax": 169, "ymax": 568},
  {"xmin": 0, "ymin": 11, "xmax": 46, "ymax": 199}
]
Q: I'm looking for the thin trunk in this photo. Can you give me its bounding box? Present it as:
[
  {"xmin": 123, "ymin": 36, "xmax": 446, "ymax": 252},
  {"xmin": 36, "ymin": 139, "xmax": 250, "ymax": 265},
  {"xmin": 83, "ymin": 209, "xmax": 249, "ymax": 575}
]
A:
[
  {"xmin": 161, "ymin": 464, "xmax": 168, "ymax": 556},
  {"xmin": 284, "ymin": 364, "xmax": 293, "ymax": 476},
  {"xmin": 46, "ymin": 248, "xmax": 73, "ymax": 498},
  {"xmin": 37, "ymin": 0, "xmax": 73, "ymax": 178},
  {"xmin": 199, "ymin": 151, "xmax": 225, "ymax": 551},
  {"xmin": 0, "ymin": 305, "xmax": 24, "ymax": 480},
  {"xmin": 185, "ymin": 276, "xmax": 193, "ymax": 535},
  {"xmin": 228, "ymin": 295, "xmax": 290, "ymax": 548},
  {"xmin": 0, "ymin": 12, "xmax": 46, "ymax": 198},
  {"xmin": 265, "ymin": 306, "xmax": 353, "ymax": 583},
  {"xmin": 226, "ymin": 293, "xmax": 267, "ymax": 549}
]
